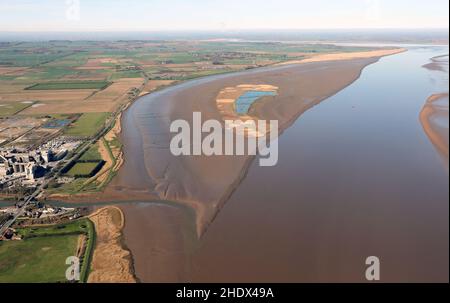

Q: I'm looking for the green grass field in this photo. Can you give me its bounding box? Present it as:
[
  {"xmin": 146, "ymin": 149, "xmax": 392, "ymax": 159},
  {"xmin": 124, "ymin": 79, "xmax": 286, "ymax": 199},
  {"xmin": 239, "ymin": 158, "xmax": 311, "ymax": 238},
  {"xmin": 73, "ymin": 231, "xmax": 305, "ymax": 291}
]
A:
[
  {"xmin": 45, "ymin": 178, "xmax": 92, "ymax": 195},
  {"xmin": 66, "ymin": 162, "xmax": 101, "ymax": 177},
  {"xmin": 0, "ymin": 102, "xmax": 34, "ymax": 117},
  {"xmin": 25, "ymin": 81, "xmax": 111, "ymax": 90},
  {"xmin": 0, "ymin": 235, "xmax": 79, "ymax": 283},
  {"xmin": 64, "ymin": 112, "xmax": 109, "ymax": 137},
  {"xmin": 0, "ymin": 219, "xmax": 95, "ymax": 283},
  {"xmin": 17, "ymin": 219, "xmax": 91, "ymax": 239},
  {"xmin": 110, "ymin": 70, "xmax": 142, "ymax": 79},
  {"xmin": 79, "ymin": 143, "xmax": 102, "ymax": 161}
]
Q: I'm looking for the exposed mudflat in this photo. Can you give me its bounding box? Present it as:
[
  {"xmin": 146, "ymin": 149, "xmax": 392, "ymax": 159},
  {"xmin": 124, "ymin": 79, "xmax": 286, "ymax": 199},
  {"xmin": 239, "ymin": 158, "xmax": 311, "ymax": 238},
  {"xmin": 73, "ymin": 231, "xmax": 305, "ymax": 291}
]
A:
[{"xmin": 105, "ymin": 57, "xmax": 382, "ymax": 236}]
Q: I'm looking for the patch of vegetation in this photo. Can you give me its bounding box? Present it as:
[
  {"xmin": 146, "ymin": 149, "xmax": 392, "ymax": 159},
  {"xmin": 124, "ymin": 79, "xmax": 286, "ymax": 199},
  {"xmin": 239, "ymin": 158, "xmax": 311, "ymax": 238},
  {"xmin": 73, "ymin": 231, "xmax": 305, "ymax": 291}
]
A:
[
  {"xmin": 25, "ymin": 81, "xmax": 111, "ymax": 90},
  {"xmin": 110, "ymin": 70, "xmax": 142, "ymax": 79},
  {"xmin": 108, "ymin": 136, "xmax": 122, "ymax": 150},
  {"xmin": 17, "ymin": 219, "xmax": 91, "ymax": 239},
  {"xmin": 0, "ymin": 102, "xmax": 34, "ymax": 117},
  {"xmin": 21, "ymin": 67, "xmax": 78, "ymax": 81},
  {"xmin": 45, "ymin": 178, "xmax": 90, "ymax": 195},
  {"xmin": 79, "ymin": 143, "xmax": 102, "ymax": 161},
  {"xmin": 64, "ymin": 112, "xmax": 109, "ymax": 137},
  {"xmin": 0, "ymin": 235, "xmax": 79, "ymax": 283},
  {"xmin": 98, "ymin": 137, "xmax": 118, "ymax": 188},
  {"xmin": 66, "ymin": 161, "xmax": 104, "ymax": 178},
  {"xmin": 0, "ymin": 219, "xmax": 95, "ymax": 283},
  {"xmin": 0, "ymin": 47, "xmax": 73, "ymax": 67},
  {"xmin": 79, "ymin": 219, "xmax": 95, "ymax": 282}
]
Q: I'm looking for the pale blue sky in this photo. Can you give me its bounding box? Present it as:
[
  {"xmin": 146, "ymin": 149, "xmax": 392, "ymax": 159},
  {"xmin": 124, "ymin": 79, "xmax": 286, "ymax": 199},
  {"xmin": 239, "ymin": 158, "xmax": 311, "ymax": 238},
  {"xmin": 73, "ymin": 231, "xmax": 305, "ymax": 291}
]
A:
[{"xmin": 0, "ymin": 0, "xmax": 448, "ymax": 31}]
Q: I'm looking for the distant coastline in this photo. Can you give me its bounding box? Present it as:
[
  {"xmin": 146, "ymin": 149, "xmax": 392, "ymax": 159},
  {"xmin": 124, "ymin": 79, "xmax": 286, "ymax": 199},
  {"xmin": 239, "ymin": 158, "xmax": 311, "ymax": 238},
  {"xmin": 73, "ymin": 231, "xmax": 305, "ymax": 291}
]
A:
[{"xmin": 0, "ymin": 29, "xmax": 448, "ymax": 44}]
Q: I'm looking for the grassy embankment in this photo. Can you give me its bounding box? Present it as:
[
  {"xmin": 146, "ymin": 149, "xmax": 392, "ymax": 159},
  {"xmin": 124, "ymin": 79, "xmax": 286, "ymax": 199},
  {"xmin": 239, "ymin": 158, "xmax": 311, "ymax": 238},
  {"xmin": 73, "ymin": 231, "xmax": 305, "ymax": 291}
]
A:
[{"xmin": 0, "ymin": 218, "xmax": 95, "ymax": 283}]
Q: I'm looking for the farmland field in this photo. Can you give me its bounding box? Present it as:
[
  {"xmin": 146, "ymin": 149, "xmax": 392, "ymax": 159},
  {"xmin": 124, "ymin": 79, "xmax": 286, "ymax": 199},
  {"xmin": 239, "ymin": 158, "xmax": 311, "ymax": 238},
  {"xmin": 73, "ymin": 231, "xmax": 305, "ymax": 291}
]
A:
[
  {"xmin": 0, "ymin": 40, "xmax": 380, "ymax": 118},
  {"xmin": 64, "ymin": 112, "xmax": 109, "ymax": 137},
  {"xmin": 0, "ymin": 101, "xmax": 33, "ymax": 116},
  {"xmin": 25, "ymin": 81, "xmax": 111, "ymax": 90}
]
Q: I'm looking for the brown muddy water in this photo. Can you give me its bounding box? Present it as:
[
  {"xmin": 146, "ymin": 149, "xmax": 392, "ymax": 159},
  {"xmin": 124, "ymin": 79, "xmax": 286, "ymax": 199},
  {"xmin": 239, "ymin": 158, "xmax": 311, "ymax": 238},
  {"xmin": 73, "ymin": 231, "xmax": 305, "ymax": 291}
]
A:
[{"xmin": 118, "ymin": 46, "xmax": 448, "ymax": 282}]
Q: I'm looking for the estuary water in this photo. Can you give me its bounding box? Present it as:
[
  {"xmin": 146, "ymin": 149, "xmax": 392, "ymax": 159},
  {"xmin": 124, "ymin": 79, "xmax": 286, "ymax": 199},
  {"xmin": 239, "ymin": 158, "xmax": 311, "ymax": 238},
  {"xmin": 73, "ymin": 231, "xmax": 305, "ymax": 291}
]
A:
[
  {"xmin": 119, "ymin": 46, "xmax": 449, "ymax": 282},
  {"xmin": 184, "ymin": 46, "xmax": 449, "ymax": 282}
]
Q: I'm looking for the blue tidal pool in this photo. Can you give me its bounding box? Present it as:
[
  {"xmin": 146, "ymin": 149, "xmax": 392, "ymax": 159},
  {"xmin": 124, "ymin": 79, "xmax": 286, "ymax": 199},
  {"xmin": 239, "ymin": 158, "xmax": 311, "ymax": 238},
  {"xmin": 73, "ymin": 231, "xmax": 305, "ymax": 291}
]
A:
[{"xmin": 235, "ymin": 90, "xmax": 277, "ymax": 115}]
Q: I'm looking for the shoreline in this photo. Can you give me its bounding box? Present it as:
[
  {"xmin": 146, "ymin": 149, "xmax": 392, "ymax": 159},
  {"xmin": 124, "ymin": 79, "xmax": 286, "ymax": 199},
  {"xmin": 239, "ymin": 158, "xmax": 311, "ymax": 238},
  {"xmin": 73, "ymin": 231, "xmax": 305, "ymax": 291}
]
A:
[
  {"xmin": 276, "ymin": 48, "xmax": 406, "ymax": 65},
  {"xmin": 422, "ymin": 54, "xmax": 449, "ymax": 72}
]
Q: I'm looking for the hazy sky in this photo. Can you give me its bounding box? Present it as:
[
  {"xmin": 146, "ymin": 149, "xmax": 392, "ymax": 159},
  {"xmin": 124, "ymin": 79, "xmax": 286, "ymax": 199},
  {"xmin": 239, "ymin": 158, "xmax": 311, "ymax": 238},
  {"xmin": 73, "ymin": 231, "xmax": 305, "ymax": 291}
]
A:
[{"xmin": 0, "ymin": 0, "xmax": 448, "ymax": 31}]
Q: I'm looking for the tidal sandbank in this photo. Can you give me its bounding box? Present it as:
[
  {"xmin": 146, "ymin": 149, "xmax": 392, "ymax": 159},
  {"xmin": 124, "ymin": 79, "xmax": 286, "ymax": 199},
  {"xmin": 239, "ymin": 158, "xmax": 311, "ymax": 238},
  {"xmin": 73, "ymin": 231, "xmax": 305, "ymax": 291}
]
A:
[
  {"xmin": 87, "ymin": 206, "xmax": 136, "ymax": 283},
  {"xmin": 420, "ymin": 93, "xmax": 449, "ymax": 164}
]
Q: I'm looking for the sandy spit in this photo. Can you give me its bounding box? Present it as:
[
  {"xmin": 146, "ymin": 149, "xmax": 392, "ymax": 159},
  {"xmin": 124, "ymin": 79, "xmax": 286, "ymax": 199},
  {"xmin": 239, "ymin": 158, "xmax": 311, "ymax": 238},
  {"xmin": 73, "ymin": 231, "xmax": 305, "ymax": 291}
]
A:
[
  {"xmin": 276, "ymin": 48, "xmax": 406, "ymax": 65},
  {"xmin": 87, "ymin": 206, "xmax": 136, "ymax": 283}
]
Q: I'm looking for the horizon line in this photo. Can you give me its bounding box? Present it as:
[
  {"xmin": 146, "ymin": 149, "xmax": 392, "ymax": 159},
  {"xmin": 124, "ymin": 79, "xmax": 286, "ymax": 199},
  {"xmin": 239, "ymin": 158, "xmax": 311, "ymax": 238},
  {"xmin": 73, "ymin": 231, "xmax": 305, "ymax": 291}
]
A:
[{"xmin": 0, "ymin": 27, "xmax": 449, "ymax": 33}]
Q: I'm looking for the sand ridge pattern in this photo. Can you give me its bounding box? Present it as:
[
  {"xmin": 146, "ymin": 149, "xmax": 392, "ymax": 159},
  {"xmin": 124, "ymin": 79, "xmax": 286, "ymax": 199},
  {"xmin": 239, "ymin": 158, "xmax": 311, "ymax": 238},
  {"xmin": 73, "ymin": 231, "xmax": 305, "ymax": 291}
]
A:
[
  {"xmin": 420, "ymin": 93, "xmax": 449, "ymax": 165},
  {"xmin": 420, "ymin": 54, "xmax": 449, "ymax": 168},
  {"xmin": 87, "ymin": 206, "xmax": 136, "ymax": 283}
]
